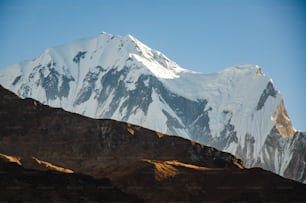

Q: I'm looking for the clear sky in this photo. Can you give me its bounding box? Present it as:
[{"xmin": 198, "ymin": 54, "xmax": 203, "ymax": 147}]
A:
[{"xmin": 0, "ymin": 0, "xmax": 305, "ymax": 131}]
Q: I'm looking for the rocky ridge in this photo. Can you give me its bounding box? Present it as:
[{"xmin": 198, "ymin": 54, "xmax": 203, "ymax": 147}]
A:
[{"xmin": 0, "ymin": 85, "xmax": 306, "ymax": 202}]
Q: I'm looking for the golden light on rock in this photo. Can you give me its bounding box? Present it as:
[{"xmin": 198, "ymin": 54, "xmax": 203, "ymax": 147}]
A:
[
  {"xmin": 144, "ymin": 159, "xmax": 217, "ymax": 181},
  {"xmin": 0, "ymin": 153, "xmax": 22, "ymax": 166},
  {"xmin": 233, "ymin": 159, "xmax": 244, "ymax": 169},
  {"xmin": 32, "ymin": 157, "xmax": 74, "ymax": 173},
  {"xmin": 156, "ymin": 132, "xmax": 164, "ymax": 138},
  {"xmin": 127, "ymin": 123, "xmax": 135, "ymax": 135},
  {"xmin": 272, "ymin": 99, "xmax": 296, "ymax": 137}
]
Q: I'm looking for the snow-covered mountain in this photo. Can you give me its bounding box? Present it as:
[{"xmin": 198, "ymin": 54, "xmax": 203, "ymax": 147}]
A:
[{"xmin": 0, "ymin": 32, "xmax": 305, "ymax": 183}]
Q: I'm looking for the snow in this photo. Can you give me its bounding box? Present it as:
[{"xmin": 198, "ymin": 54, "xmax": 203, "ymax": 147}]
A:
[
  {"xmin": 0, "ymin": 32, "xmax": 284, "ymax": 149},
  {"xmin": 0, "ymin": 32, "xmax": 297, "ymax": 181},
  {"xmin": 160, "ymin": 64, "xmax": 280, "ymax": 153},
  {"xmin": 0, "ymin": 33, "xmax": 286, "ymax": 145},
  {"xmin": 131, "ymin": 54, "xmax": 177, "ymax": 79},
  {"xmin": 0, "ymin": 64, "xmax": 22, "ymax": 90},
  {"xmin": 143, "ymin": 89, "xmax": 169, "ymax": 133}
]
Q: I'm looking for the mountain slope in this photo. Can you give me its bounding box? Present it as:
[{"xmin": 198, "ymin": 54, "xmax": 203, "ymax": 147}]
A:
[
  {"xmin": 0, "ymin": 85, "xmax": 243, "ymax": 176},
  {"xmin": 0, "ymin": 155, "xmax": 141, "ymax": 203},
  {"xmin": 1, "ymin": 85, "xmax": 306, "ymax": 202},
  {"xmin": 0, "ymin": 32, "xmax": 304, "ymax": 183}
]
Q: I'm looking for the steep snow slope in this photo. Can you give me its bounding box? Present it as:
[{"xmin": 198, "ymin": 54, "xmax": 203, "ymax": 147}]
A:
[{"xmin": 0, "ymin": 32, "xmax": 304, "ymax": 183}]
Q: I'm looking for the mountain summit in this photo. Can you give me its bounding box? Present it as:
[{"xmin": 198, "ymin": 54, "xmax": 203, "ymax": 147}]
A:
[{"xmin": 0, "ymin": 32, "xmax": 305, "ymax": 183}]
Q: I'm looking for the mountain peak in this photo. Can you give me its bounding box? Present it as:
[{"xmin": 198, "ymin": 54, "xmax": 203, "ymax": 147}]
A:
[
  {"xmin": 124, "ymin": 34, "xmax": 138, "ymax": 43},
  {"xmin": 0, "ymin": 32, "xmax": 304, "ymax": 183}
]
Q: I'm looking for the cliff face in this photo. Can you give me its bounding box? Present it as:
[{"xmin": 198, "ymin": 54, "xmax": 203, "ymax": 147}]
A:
[{"xmin": 272, "ymin": 99, "xmax": 296, "ymax": 137}]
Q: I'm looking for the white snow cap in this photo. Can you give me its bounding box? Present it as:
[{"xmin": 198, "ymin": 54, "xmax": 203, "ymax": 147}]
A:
[{"xmin": 0, "ymin": 31, "xmax": 301, "ymax": 183}]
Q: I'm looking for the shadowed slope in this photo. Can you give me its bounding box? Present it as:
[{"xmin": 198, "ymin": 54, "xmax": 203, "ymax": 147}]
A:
[
  {"xmin": 0, "ymin": 85, "xmax": 242, "ymax": 176},
  {"xmin": 108, "ymin": 159, "xmax": 306, "ymax": 202},
  {"xmin": 0, "ymin": 85, "xmax": 305, "ymax": 202},
  {"xmin": 0, "ymin": 156, "xmax": 141, "ymax": 202}
]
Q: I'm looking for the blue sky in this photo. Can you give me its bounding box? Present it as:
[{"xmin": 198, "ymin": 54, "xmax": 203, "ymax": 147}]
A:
[{"xmin": 0, "ymin": 0, "xmax": 305, "ymax": 131}]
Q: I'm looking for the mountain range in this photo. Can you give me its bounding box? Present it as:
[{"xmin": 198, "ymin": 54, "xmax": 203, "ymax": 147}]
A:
[
  {"xmin": 1, "ymin": 85, "xmax": 306, "ymax": 202},
  {"xmin": 0, "ymin": 32, "xmax": 305, "ymax": 183}
]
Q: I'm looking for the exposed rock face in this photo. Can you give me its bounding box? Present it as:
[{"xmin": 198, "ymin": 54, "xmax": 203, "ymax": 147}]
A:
[
  {"xmin": 251, "ymin": 127, "xmax": 306, "ymax": 180},
  {"xmin": 273, "ymin": 99, "xmax": 296, "ymax": 137},
  {"xmin": 1, "ymin": 85, "xmax": 306, "ymax": 202}
]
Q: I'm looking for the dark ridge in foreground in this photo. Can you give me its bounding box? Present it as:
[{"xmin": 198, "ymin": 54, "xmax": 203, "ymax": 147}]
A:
[
  {"xmin": 0, "ymin": 85, "xmax": 243, "ymax": 174},
  {"xmin": 109, "ymin": 160, "xmax": 306, "ymax": 202},
  {"xmin": 0, "ymin": 157, "xmax": 140, "ymax": 202},
  {"xmin": 0, "ymin": 85, "xmax": 306, "ymax": 202}
]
